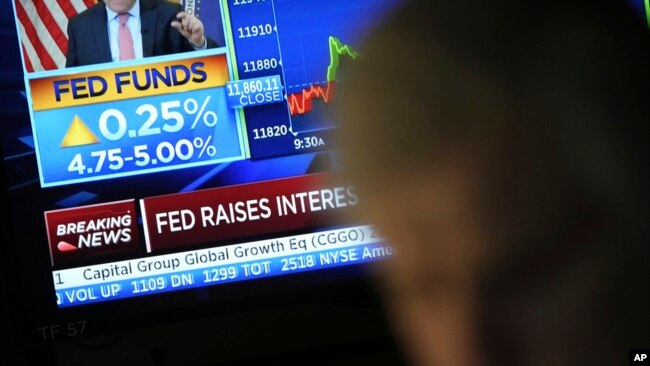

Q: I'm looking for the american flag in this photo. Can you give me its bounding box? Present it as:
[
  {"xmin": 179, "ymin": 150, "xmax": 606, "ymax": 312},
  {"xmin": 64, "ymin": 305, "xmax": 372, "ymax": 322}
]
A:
[
  {"xmin": 14, "ymin": 0, "xmax": 185, "ymax": 73},
  {"xmin": 14, "ymin": 0, "xmax": 98, "ymax": 72}
]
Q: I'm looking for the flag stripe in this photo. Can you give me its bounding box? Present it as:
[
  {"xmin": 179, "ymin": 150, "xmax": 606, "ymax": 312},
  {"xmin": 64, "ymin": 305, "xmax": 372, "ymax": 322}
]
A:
[
  {"xmin": 45, "ymin": 1, "xmax": 74, "ymax": 34},
  {"xmin": 69, "ymin": 0, "xmax": 89, "ymax": 13},
  {"xmin": 33, "ymin": 1, "xmax": 68, "ymax": 55},
  {"xmin": 57, "ymin": 0, "xmax": 79, "ymax": 20},
  {"xmin": 15, "ymin": 0, "xmax": 95, "ymax": 72},
  {"xmin": 21, "ymin": 45, "xmax": 34, "ymax": 73},
  {"xmin": 19, "ymin": 0, "xmax": 66, "ymax": 68},
  {"xmin": 15, "ymin": 0, "xmax": 58, "ymax": 70},
  {"xmin": 18, "ymin": 22, "xmax": 43, "ymax": 72},
  {"xmin": 22, "ymin": 43, "xmax": 36, "ymax": 73}
]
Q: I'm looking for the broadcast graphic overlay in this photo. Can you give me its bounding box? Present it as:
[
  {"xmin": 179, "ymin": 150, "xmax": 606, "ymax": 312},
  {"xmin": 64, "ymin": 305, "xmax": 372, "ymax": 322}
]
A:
[
  {"xmin": 29, "ymin": 52, "xmax": 246, "ymax": 187},
  {"xmin": 6, "ymin": 0, "xmax": 400, "ymax": 310}
]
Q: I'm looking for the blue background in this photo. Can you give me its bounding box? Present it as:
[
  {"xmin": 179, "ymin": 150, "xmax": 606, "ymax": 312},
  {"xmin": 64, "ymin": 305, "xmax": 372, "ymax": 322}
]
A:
[{"xmin": 34, "ymin": 87, "xmax": 243, "ymax": 186}]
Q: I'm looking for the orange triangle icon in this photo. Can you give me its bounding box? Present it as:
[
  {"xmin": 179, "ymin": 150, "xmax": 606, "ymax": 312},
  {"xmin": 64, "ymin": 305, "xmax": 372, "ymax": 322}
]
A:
[{"xmin": 60, "ymin": 115, "xmax": 100, "ymax": 148}]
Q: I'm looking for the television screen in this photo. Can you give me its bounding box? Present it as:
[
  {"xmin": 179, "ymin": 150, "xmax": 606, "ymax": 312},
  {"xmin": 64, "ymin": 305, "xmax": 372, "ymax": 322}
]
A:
[{"xmin": 2, "ymin": 0, "xmax": 402, "ymax": 349}]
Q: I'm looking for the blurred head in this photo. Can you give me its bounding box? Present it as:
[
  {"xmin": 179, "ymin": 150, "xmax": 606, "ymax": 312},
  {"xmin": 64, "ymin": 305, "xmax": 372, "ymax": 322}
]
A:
[
  {"xmin": 103, "ymin": 0, "xmax": 137, "ymax": 14},
  {"xmin": 336, "ymin": 1, "xmax": 649, "ymax": 365}
]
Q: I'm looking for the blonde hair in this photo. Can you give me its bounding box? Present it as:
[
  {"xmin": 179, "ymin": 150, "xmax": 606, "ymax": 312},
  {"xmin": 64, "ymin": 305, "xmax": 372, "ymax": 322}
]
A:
[{"xmin": 335, "ymin": 1, "xmax": 650, "ymax": 364}]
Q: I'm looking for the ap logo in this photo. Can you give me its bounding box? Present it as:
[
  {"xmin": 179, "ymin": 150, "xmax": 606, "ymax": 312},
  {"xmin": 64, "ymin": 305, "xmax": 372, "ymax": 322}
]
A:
[{"xmin": 631, "ymin": 350, "xmax": 650, "ymax": 365}]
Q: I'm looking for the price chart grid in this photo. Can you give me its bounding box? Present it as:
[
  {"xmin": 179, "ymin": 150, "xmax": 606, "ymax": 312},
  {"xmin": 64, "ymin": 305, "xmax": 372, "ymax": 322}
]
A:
[{"xmin": 271, "ymin": 0, "xmax": 399, "ymax": 133}]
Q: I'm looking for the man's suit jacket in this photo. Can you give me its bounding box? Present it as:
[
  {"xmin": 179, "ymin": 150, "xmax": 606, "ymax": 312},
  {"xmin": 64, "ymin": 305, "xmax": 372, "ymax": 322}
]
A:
[{"xmin": 66, "ymin": 0, "xmax": 217, "ymax": 67}]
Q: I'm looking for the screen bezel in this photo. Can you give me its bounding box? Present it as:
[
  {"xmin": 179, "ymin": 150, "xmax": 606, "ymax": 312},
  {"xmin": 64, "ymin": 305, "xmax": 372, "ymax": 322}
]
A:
[{"xmin": 0, "ymin": 0, "xmax": 394, "ymax": 352}]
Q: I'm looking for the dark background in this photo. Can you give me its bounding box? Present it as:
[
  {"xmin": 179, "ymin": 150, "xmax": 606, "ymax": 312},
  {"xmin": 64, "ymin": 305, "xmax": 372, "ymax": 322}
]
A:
[
  {"xmin": 0, "ymin": 1, "xmax": 408, "ymax": 365},
  {"xmin": 2, "ymin": 1, "xmax": 647, "ymax": 365}
]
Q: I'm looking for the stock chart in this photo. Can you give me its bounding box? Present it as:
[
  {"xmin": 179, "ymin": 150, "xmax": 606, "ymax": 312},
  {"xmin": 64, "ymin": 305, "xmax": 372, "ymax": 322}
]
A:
[{"xmin": 218, "ymin": 0, "xmax": 400, "ymax": 159}]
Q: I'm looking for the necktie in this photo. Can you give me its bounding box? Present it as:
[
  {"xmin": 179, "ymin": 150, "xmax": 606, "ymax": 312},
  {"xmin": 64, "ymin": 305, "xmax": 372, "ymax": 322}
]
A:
[{"xmin": 118, "ymin": 13, "xmax": 135, "ymax": 61}]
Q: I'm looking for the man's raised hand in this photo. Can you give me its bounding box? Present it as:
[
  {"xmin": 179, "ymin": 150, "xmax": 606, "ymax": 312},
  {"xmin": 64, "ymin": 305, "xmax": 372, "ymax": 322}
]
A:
[{"xmin": 171, "ymin": 12, "xmax": 206, "ymax": 48}]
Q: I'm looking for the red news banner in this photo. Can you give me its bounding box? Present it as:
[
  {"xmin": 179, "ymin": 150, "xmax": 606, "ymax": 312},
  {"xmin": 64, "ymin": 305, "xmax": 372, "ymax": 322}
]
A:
[
  {"xmin": 45, "ymin": 173, "xmax": 358, "ymax": 267},
  {"xmin": 140, "ymin": 173, "xmax": 358, "ymax": 252}
]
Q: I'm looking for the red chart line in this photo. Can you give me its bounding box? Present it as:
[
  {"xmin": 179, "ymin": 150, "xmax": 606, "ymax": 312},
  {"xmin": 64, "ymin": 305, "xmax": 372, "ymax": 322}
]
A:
[{"xmin": 288, "ymin": 81, "xmax": 336, "ymax": 116}]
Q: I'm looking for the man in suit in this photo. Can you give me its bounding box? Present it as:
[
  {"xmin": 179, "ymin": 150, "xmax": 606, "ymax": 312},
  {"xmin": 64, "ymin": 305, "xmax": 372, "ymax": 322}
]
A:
[{"xmin": 66, "ymin": 0, "xmax": 218, "ymax": 67}]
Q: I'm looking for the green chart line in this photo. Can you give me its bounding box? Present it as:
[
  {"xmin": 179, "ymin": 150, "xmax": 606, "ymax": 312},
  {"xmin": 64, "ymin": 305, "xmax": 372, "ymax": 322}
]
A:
[
  {"xmin": 327, "ymin": 36, "xmax": 361, "ymax": 82},
  {"xmin": 289, "ymin": 36, "xmax": 361, "ymax": 115}
]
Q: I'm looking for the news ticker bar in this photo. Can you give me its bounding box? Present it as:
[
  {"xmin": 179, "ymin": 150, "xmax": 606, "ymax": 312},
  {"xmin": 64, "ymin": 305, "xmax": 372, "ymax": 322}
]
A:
[{"xmin": 53, "ymin": 225, "xmax": 392, "ymax": 308}]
